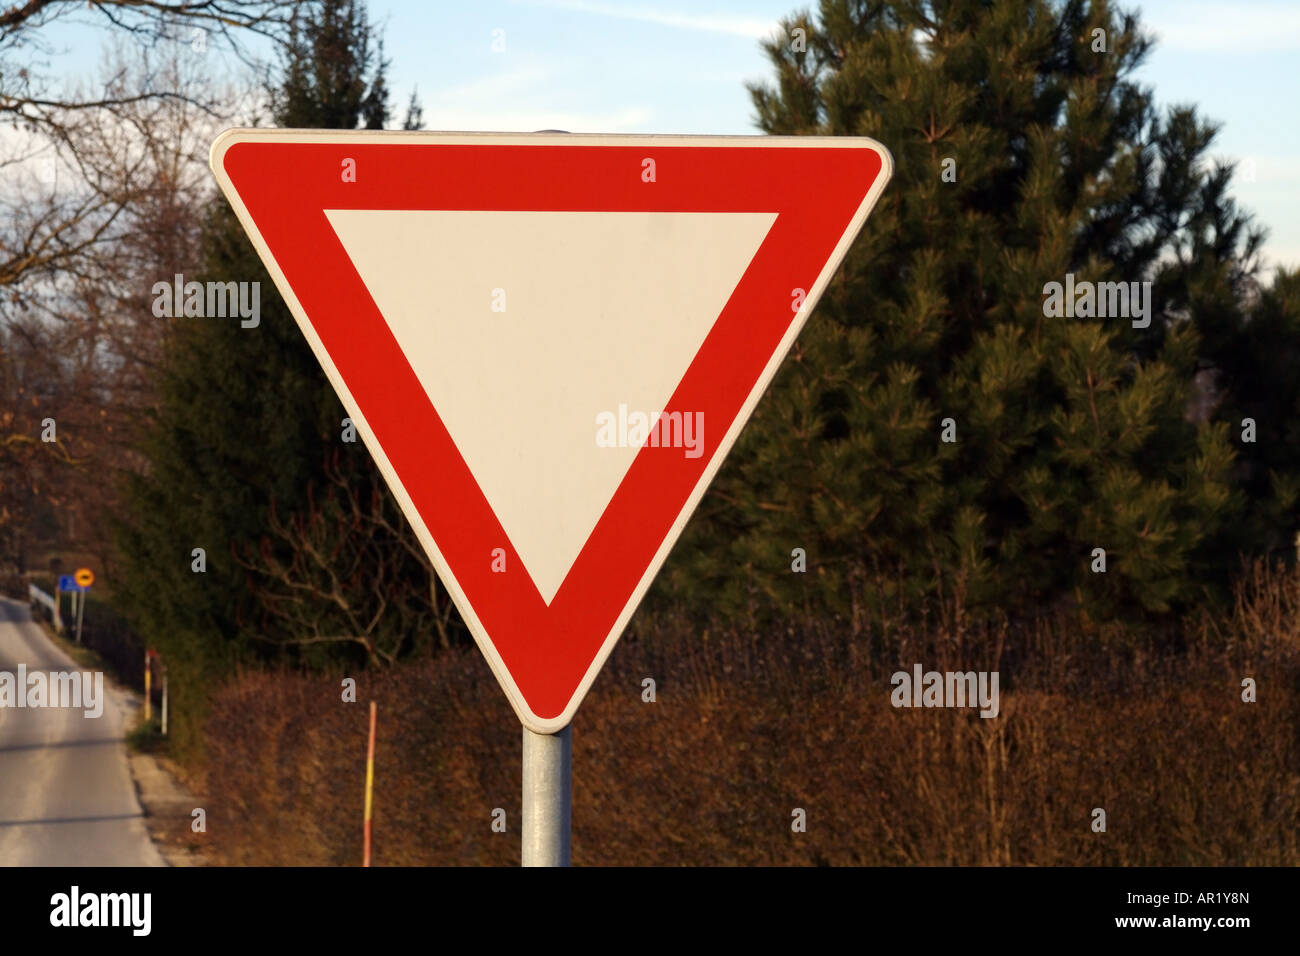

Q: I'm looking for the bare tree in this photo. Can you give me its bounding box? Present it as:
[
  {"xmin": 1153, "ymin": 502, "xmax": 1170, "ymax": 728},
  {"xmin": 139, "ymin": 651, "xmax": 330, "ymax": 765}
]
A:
[
  {"xmin": 28, "ymin": 44, "xmax": 234, "ymax": 562},
  {"xmin": 0, "ymin": 1, "xmax": 292, "ymax": 576},
  {"xmin": 0, "ymin": 1, "xmax": 293, "ymax": 292},
  {"xmin": 232, "ymin": 447, "xmax": 459, "ymax": 665}
]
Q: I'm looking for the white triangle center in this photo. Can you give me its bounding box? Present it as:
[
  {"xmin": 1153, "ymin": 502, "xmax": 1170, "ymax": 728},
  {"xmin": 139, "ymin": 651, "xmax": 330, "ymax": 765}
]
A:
[{"xmin": 324, "ymin": 209, "xmax": 777, "ymax": 604}]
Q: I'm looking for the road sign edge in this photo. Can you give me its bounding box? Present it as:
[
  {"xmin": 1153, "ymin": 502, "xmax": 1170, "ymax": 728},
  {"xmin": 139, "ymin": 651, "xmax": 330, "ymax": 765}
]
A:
[
  {"xmin": 538, "ymin": 140, "xmax": 894, "ymax": 732},
  {"xmin": 208, "ymin": 130, "xmax": 893, "ymax": 735},
  {"xmin": 210, "ymin": 133, "xmax": 549, "ymax": 733}
]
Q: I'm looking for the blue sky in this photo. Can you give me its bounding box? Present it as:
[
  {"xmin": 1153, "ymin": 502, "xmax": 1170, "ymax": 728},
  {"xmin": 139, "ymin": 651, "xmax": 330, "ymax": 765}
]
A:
[
  {"xmin": 370, "ymin": 0, "xmax": 1300, "ymax": 272},
  {"xmin": 34, "ymin": 0, "xmax": 1300, "ymax": 271}
]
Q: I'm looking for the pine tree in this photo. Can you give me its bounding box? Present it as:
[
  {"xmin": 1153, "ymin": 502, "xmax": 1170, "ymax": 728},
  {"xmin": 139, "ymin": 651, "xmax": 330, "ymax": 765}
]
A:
[
  {"xmin": 271, "ymin": 0, "xmax": 389, "ymax": 131},
  {"xmin": 661, "ymin": 0, "xmax": 1258, "ymax": 631},
  {"xmin": 1210, "ymin": 268, "xmax": 1300, "ymax": 559},
  {"xmin": 113, "ymin": 0, "xmax": 449, "ymax": 756}
]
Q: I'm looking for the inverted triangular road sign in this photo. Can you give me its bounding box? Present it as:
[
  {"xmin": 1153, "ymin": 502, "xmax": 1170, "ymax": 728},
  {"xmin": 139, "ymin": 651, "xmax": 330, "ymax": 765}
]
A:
[{"xmin": 211, "ymin": 130, "xmax": 892, "ymax": 733}]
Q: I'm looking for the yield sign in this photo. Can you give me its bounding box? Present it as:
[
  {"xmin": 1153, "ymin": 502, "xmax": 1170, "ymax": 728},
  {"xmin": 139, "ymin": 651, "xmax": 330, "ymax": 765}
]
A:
[{"xmin": 211, "ymin": 130, "xmax": 892, "ymax": 733}]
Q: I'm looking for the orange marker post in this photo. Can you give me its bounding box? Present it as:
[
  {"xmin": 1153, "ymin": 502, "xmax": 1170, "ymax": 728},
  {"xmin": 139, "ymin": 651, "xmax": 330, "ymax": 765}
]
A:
[
  {"xmin": 363, "ymin": 700, "xmax": 377, "ymax": 867},
  {"xmin": 144, "ymin": 653, "xmax": 152, "ymax": 724}
]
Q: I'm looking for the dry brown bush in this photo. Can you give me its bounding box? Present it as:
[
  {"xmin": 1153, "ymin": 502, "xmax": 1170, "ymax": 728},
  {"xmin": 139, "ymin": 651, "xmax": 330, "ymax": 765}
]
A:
[{"xmin": 200, "ymin": 559, "xmax": 1299, "ymax": 865}]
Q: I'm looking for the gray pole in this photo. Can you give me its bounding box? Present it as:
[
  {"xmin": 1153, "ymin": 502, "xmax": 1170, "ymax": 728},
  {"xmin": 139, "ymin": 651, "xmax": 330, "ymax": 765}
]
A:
[
  {"xmin": 75, "ymin": 589, "xmax": 85, "ymax": 644},
  {"xmin": 521, "ymin": 725, "xmax": 571, "ymax": 866}
]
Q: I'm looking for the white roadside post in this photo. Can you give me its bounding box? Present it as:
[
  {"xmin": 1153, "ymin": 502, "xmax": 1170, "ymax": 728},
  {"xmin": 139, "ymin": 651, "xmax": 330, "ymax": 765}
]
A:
[{"xmin": 522, "ymin": 726, "xmax": 571, "ymax": 866}]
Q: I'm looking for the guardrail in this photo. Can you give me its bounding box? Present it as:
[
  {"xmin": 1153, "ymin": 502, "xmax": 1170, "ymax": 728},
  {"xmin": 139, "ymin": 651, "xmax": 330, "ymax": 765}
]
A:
[{"xmin": 28, "ymin": 582, "xmax": 62, "ymax": 630}]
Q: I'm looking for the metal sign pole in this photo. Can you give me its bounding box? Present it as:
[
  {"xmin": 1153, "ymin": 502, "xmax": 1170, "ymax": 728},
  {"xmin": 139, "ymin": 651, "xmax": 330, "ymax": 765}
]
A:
[
  {"xmin": 75, "ymin": 588, "xmax": 85, "ymax": 644},
  {"xmin": 521, "ymin": 725, "xmax": 571, "ymax": 866}
]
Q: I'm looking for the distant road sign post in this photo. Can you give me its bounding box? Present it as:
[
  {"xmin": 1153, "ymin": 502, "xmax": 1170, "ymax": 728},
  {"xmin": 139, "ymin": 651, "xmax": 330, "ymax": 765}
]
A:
[
  {"xmin": 212, "ymin": 129, "xmax": 892, "ymax": 864},
  {"xmin": 72, "ymin": 568, "xmax": 92, "ymax": 644}
]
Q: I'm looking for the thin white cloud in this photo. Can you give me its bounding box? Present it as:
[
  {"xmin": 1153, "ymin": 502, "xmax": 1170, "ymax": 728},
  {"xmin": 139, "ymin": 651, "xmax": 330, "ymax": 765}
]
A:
[
  {"xmin": 517, "ymin": 0, "xmax": 779, "ymax": 39},
  {"xmin": 420, "ymin": 64, "xmax": 654, "ymax": 132},
  {"xmin": 434, "ymin": 68, "xmax": 555, "ymax": 102},
  {"xmin": 1262, "ymin": 244, "xmax": 1300, "ymax": 271},
  {"xmin": 1214, "ymin": 154, "xmax": 1300, "ymax": 185},
  {"xmin": 418, "ymin": 105, "xmax": 655, "ymax": 133},
  {"xmin": 1147, "ymin": 2, "xmax": 1300, "ymax": 52}
]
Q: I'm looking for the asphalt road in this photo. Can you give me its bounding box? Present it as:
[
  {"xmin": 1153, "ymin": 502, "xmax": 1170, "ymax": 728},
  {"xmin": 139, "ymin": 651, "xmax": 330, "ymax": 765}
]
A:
[{"xmin": 0, "ymin": 597, "xmax": 163, "ymax": 866}]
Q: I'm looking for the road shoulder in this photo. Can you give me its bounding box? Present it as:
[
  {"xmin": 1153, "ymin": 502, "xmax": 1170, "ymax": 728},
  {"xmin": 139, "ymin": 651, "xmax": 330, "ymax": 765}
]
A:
[
  {"xmin": 20, "ymin": 599, "xmax": 210, "ymax": 866},
  {"xmin": 128, "ymin": 750, "xmax": 210, "ymax": 866}
]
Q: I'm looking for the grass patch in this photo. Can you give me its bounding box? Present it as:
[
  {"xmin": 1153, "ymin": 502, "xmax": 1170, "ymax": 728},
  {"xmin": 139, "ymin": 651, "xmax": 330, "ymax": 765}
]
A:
[{"xmin": 127, "ymin": 720, "xmax": 168, "ymax": 755}]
